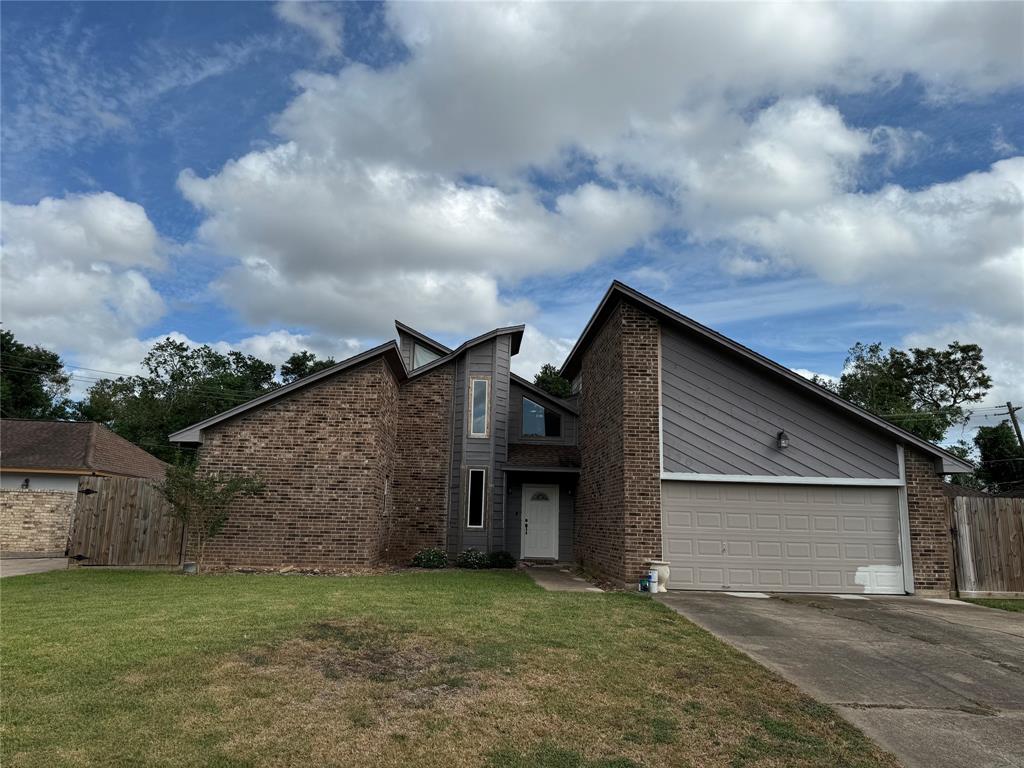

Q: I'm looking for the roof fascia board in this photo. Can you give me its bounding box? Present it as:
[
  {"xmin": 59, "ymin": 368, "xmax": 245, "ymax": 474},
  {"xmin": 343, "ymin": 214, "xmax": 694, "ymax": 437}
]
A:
[
  {"xmin": 509, "ymin": 372, "xmax": 580, "ymax": 415},
  {"xmin": 394, "ymin": 321, "xmax": 453, "ymax": 356},
  {"xmin": 407, "ymin": 325, "xmax": 526, "ymax": 379},
  {"xmin": 169, "ymin": 342, "xmax": 407, "ymax": 444},
  {"xmin": 562, "ymin": 281, "xmax": 973, "ymax": 472}
]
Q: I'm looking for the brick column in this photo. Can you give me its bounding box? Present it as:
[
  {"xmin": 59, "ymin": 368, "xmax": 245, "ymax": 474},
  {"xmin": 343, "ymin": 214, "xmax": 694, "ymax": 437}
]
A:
[
  {"xmin": 575, "ymin": 300, "xmax": 662, "ymax": 585},
  {"xmin": 904, "ymin": 448, "xmax": 952, "ymax": 595}
]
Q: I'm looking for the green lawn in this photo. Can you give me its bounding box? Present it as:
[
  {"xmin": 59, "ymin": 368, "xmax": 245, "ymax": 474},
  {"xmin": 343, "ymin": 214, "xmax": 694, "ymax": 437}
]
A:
[
  {"xmin": 1, "ymin": 570, "xmax": 898, "ymax": 768},
  {"xmin": 964, "ymin": 598, "xmax": 1024, "ymax": 612}
]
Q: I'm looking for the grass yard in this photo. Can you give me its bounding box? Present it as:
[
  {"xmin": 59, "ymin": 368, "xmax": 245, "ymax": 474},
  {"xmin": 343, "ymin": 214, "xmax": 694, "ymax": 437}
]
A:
[
  {"xmin": 964, "ymin": 598, "xmax": 1024, "ymax": 612},
  {"xmin": 2, "ymin": 570, "xmax": 898, "ymax": 768}
]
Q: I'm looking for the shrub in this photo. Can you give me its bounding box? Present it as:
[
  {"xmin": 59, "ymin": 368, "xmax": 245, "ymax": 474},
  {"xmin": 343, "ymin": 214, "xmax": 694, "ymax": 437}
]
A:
[
  {"xmin": 455, "ymin": 548, "xmax": 490, "ymax": 569},
  {"xmin": 488, "ymin": 550, "xmax": 517, "ymax": 569},
  {"xmin": 411, "ymin": 548, "xmax": 448, "ymax": 569}
]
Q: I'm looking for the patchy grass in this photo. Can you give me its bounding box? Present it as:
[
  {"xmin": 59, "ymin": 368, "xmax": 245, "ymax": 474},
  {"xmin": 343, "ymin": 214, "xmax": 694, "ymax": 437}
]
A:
[
  {"xmin": 964, "ymin": 598, "xmax": 1024, "ymax": 613},
  {"xmin": 1, "ymin": 570, "xmax": 899, "ymax": 767}
]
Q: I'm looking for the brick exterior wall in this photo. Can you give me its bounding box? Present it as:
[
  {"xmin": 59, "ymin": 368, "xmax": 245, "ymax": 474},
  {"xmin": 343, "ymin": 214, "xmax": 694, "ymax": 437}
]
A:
[
  {"xmin": 905, "ymin": 448, "xmax": 952, "ymax": 594},
  {"xmin": 0, "ymin": 489, "xmax": 75, "ymax": 555},
  {"xmin": 620, "ymin": 305, "xmax": 663, "ymax": 584},
  {"xmin": 575, "ymin": 301, "xmax": 661, "ymax": 584},
  {"xmin": 195, "ymin": 359, "xmax": 399, "ymax": 569},
  {"xmin": 388, "ymin": 364, "xmax": 454, "ymax": 563},
  {"xmin": 506, "ymin": 443, "xmax": 581, "ymax": 468}
]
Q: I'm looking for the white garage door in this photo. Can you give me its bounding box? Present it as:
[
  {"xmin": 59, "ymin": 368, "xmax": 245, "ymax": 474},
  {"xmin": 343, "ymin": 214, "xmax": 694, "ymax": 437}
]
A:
[{"xmin": 662, "ymin": 482, "xmax": 905, "ymax": 594}]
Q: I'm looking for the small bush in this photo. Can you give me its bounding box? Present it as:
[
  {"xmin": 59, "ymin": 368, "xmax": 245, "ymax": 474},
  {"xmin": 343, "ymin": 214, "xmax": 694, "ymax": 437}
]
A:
[
  {"xmin": 488, "ymin": 551, "xmax": 516, "ymax": 569},
  {"xmin": 411, "ymin": 548, "xmax": 448, "ymax": 569},
  {"xmin": 455, "ymin": 548, "xmax": 490, "ymax": 569}
]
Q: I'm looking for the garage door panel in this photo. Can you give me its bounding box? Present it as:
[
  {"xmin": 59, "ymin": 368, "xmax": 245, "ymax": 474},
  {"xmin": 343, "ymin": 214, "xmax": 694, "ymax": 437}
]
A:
[{"xmin": 663, "ymin": 481, "xmax": 904, "ymax": 594}]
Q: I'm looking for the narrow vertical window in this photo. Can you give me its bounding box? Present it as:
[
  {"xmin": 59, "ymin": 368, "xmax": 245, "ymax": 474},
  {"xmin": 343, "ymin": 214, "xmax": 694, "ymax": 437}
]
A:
[
  {"xmin": 467, "ymin": 468, "xmax": 485, "ymax": 528},
  {"xmin": 469, "ymin": 378, "xmax": 489, "ymax": 437}
]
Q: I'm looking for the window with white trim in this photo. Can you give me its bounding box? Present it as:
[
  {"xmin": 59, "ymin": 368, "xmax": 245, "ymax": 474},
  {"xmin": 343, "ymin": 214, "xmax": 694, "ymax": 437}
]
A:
[
  {"xmin": 467, "ymin": 468, "xmax": 485, "ymax": 528},
  {"xmin": 469, "ymin": 378, "xmax": 489, "ymax": 437},
  {"xmin": 522, "ymin": 397, "xmax": 562, "ymax": 438}
]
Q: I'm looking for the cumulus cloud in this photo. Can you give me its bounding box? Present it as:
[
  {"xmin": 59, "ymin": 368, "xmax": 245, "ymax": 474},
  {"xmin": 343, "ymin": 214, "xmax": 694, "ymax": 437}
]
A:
[
  {"xmin": 0, "ymin": 192, "xmax": 166, "ymax": 369},
  {"xmin": 511, "ymin": 325, "xmax": 576, "ymax": 381},
  {"xmin": 274, "ymin": 1, "xmax": 343, "ymax": 59}
]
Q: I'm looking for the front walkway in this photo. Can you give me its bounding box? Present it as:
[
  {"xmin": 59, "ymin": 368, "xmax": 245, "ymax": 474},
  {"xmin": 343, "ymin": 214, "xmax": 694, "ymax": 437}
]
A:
[
  {"xmin": 0, "ymin": 557, "xmax": 68, "ymax": 578},
  {"xmin": 523, "ymin": 565, "xmax": 603, "ymax": 592},
  {"xmin": 658, "ymin": 591, "xmax": 1024, "ymax": 768}
]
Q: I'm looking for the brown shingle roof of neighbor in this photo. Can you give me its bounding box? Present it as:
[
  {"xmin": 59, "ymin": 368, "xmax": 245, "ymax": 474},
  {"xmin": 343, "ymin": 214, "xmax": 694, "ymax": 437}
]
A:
[{"xmin": 1, "ymin": 419, "xmax": 167, "ymax": 480}]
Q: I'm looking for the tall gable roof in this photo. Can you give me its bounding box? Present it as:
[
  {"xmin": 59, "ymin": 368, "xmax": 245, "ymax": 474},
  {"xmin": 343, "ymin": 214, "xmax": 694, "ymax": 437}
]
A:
[
  {"xmin": 561, "ymin": 281, "xmax": 973, "ymax": 474},
  {"xmin": 1, "ymin": 419, "xmax": 167, "ymax": 479}
]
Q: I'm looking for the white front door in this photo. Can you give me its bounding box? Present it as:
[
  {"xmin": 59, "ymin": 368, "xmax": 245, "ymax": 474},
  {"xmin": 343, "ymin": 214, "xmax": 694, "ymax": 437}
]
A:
[{"xmin": 522, "ymin": 484, "xmax": 559, "ymax": 559}]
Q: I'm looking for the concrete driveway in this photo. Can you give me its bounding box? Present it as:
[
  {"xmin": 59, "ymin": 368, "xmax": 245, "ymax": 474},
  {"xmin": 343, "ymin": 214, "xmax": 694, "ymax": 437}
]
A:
[
  {"xmin": 0, "ymin": 557, "xmax": 68, "ymax": 578},
  {"xmin": 658, "ymin": 592, "xmax": 1024, "ymax": 768}
]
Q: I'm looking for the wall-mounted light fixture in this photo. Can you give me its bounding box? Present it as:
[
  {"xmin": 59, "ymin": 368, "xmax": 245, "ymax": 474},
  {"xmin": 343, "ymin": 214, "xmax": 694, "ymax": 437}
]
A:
[
  {"xmin": 21, "ymin": 478, "xmax": 30, "ymax": 489},
  {"xmin": 776, "ymin": 430, "xmax": 790, "ymax": 450}
]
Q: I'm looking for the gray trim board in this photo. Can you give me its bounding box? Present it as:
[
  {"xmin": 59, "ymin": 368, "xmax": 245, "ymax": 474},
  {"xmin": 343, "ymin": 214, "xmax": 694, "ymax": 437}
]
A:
[{"xmin": 661, "ymin": 472, "xmax": 905, "ymax": 486}]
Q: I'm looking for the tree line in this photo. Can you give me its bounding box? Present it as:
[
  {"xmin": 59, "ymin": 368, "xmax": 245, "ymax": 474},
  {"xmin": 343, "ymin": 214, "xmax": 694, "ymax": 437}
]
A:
[{"xmin": 1, "ymin": 329, "xmax": 1020, "ymax": 492}]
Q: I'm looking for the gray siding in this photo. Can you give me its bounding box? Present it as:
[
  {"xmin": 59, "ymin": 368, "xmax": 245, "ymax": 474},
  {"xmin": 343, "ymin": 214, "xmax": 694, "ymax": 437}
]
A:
[
  {"xmin": 398, "ymin": 332, "xmax": 416, "ymax": 370},
  {"xmin": 447, "ymin": 335, "xmax": 514, "ymax": 554},
  {"xmin": 661, "ymin": 327, "xmax": 899, "ymax": 478},
  {"xmin": 505, "ymin": 476, "xmax": 575, "ymax": 561},
  {"xmin": 508, "ymin": 382, "xmax": 578, "ymax": 446}
]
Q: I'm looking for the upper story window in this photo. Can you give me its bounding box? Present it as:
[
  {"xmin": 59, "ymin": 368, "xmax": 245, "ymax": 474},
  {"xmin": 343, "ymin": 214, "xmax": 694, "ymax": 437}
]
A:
[
  {"xmin": 469, "ymin": 377, "xmax": 489, "ymax": 437},
  {"xmin": 522, "ymin": 397, "xmax": 562, "ymax": 438},
  {"xmin": 413, "ymin": 343, "xmax": 442, "ymax": 369}
]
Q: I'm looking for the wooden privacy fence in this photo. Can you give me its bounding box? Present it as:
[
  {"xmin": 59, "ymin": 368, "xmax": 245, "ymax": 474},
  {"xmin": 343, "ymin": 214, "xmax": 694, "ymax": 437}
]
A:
[
  {"xmin": 68, "ymin": 476, "xmax": 184, "ymax": 566},
  {"xmin": 949, "ymin": 496, "xmax": 1024, "ymax": 597}
]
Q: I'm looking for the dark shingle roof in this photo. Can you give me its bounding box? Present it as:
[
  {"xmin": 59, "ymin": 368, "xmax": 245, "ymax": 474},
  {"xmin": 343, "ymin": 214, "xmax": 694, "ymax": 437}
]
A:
[{"xmin": 1, "ymin": 419, "xmax": 167, "ymax": 480}]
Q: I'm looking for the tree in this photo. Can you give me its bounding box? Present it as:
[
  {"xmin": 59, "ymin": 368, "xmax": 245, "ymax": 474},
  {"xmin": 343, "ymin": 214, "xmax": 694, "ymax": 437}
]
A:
[
  {"xmin": 159, "ymin": 461, "xmax": 263, "ymax": 573},
  {"xmin": 0, "ymin": 330, "xmax": 72, "ymax": 419},
  {"xmin": 77, "ymin": 338, "xmax": 278, "ymax": 461},
  {"xmin": 280, "ymin": 350, "xmax": 336, "ymax": 383},
  {"xmin": 974, "ymin": 421, "xmax": 1024, "ymax": 493},
  {"xmin": 830, "ymin": 341, "xmax": 992, "ymax": 442},
  {"xmin": 533, "ymin": 363, "xmax": 572, "ymax": 398}
]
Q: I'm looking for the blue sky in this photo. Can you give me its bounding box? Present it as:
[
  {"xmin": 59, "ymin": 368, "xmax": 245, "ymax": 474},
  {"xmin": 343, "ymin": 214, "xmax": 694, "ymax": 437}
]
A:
[{"xmin": 2, "ymin": 2, "xmax": 1022, "ymax": 431}]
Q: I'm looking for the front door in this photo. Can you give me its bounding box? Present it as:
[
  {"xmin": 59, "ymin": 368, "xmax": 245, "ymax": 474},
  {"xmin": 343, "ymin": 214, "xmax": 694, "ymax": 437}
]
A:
[{"xmin": 522, "ymin": 484, "xmax": 559, "ymax": 559}]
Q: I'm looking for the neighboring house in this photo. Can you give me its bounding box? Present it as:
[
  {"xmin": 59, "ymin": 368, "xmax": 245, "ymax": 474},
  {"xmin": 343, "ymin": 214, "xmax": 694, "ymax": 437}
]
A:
[
  {"xmin": 170, "ymin": 282, "xmax": 971, "ymax": 595},
  {"xmin": 1, "ymin": 420, "xmax": 167, "ymax": 556}
]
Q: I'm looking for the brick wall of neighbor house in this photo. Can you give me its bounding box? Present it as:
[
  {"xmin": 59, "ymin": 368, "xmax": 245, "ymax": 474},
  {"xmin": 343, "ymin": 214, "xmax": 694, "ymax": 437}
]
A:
[
  {"xmin": 196, "ymin": 359, "xmax": 399, "ymax": 569},
  {"xmin": 576, "ymin": 301, "xmax": 661, "ymax": 584},
  {"xmin": 388, "ymin": 364, "xmax": 454, "ymax": 563},
  {"xmin": 905, "ymin": 448, "xmax": 952, "ymax": 594},
  {"xmin": 0, "ymin": 489, "xmax": 75, "ymax": 555}
]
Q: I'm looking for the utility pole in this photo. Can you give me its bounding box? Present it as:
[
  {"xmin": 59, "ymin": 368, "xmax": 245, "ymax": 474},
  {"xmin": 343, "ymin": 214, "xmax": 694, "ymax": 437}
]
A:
[{"xmin": 1005, "ymin": 401, "xmax": 1024, "ymax": 450}]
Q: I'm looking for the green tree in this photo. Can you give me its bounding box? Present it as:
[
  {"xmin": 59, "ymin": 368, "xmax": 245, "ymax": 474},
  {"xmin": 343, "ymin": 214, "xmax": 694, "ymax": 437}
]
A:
[
  {"xmin": 830, "ymin": 341, "xmax": 992, "ymax": 442},
  {"xmin": 77, "ymin": 338, "xmax": 278, "ymax": 461},
  {"xmin": 280, "ymin": 350, "xmax": 336, "ymax": 383},
  {"xmin": 0, "ymin": 330, "xmax": 71, "ymax": 419},
  {"xmin": 974, "ymin": 421, "xmax": 1024, "ymax": 493},
  {"xmin": 533, "ymin": 363, "xmax": 572, "ymax": 398},
  {"xmin": 159, "ymin": 461, "xmax": 263, "ymax": 573}
]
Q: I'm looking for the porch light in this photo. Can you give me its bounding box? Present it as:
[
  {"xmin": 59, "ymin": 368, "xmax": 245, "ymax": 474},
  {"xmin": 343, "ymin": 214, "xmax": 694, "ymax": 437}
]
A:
[{"xmin": 776, "ymin": 430, "xmax": 790, "ymax": 450}]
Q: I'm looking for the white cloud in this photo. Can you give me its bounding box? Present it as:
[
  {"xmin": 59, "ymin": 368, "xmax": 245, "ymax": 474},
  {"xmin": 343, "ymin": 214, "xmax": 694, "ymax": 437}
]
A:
[
  {"xmin": 727, "ymin": 157, "xmax": 1024, "ymax": 325},
  {"xmin": 274, "ymin": 2, "xmax": 343, "ymax": 59},
  {"xmin": 792, "ymin": 368, "xmax": 839, "ymax": 386},
  {"xmin": 0, "ymin": 193, "xmax": 166, "ymax": 370},
  {"xmin": 511, "ymin": 325, "xmax": 575, "ymax": 381}
]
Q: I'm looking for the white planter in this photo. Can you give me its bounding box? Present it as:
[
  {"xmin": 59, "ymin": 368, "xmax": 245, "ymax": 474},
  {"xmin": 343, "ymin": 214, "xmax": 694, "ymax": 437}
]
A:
[{"xmin": 648, "ymin": 560, "xmax": 670, "ymax": 592}]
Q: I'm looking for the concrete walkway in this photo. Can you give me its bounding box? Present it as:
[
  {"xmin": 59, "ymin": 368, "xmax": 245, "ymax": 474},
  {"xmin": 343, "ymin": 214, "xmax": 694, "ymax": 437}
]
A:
[
  {"xmin": 0, "ymin": 557, "xmax": 69, "ymax": 578},
  {"xmin": 524, "ymin": 566, "xmax": 603, "ymax": 592},
  {"xmin": 658, "ymin": 592, "xmax": 1024, "ymax": 768}
]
